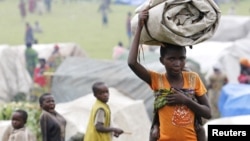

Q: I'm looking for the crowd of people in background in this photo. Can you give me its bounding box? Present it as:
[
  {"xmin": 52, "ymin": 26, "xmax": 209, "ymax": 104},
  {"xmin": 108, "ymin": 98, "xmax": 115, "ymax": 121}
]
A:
[
  {"xmin": 24, "ymin": 43, "xmax": 63, "ymax": 91},
  {"xmin": 18, "ymin": 0, "xmax": 52, "ymax": 18}
]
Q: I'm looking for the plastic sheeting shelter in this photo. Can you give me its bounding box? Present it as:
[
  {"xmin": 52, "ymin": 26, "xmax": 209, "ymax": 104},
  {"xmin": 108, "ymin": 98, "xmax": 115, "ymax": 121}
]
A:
[
  {"xmin": 218, "ymin": 83, "xmax": 250, "ymax": 117},
  {"xmin": 114, "ymin": 0, "xmax": 144, "ymax": 6},
  {"xmin": 51, "ymin": 56, "xmax": 206, "ymax": 121},
  {"xmin": 51, "ymin": 57, "xmax": 158, "ymax": 121},
  {"xmin": 209, "ymin": 16, "xmax": 250, "ymax": 42},
  {"xmin": 12, "ymin": 42, "xmax": 86, "ymax": 67},
  {"xmin": 55, "ymin": 88, "xmax": 151, "ymax": 141},
  {"xmin": 0, "ymin": 43, "xmax": 86, "ymax": 104},
  {"xmin": 0, "ymin": 45, "xmax": 32, "ymax": 104},
  {"xmin": 182, "ymin": 36, "xmax": 250, "ymax": 83}
]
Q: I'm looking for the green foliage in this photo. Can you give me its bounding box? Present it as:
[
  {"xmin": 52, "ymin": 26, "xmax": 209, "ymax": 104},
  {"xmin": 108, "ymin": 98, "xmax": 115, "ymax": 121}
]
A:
[
  {"xmin": 0, "ymin": 102, "xmax": 42, "ymax": 141},
  {"xmin": 153, "ymin": 89, "xmax": 172, "ymax": 111}
]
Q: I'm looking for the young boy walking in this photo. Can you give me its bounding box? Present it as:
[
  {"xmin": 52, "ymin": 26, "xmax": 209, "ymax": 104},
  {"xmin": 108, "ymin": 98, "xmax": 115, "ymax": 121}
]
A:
[
  {"xmin": 84, "ymin": 81, "xmax": 124, "ymax": 141},
  {"xmin": 127, "ymin": 8, "xmax": 211, "ymax": 141},
  {"xmin": 2, "ymin": 109, "xmax": 36, "ymax": 141}
]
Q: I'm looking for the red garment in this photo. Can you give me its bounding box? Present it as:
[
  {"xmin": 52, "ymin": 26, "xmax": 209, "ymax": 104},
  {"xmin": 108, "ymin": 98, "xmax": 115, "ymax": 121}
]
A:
[
  {"xmin": 238, "ymin": 74, "xmax": 250, "ymax": 84},
  {"xmin": 33, "ymin": 65, "xmax": 49, "ymax": 87}
]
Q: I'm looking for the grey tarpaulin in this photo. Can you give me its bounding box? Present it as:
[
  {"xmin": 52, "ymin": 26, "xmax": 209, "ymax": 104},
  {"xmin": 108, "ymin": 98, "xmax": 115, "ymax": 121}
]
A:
[{"xmin": 131, "ymin": 0, "xmax": 221, "ymax": 46}]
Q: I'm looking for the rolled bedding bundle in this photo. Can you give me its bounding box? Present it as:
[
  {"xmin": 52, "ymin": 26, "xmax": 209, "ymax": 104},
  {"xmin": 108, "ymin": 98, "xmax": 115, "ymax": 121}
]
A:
[{"xmin": 131, "ymin": 0, "xmax": 221, "ymax": 46}]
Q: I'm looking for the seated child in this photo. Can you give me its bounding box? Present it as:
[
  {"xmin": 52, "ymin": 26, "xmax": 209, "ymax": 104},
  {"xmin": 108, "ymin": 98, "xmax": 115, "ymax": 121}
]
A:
[{"xmin": 2, "ymin": 109, "xmax": 37, "ymax": 141}]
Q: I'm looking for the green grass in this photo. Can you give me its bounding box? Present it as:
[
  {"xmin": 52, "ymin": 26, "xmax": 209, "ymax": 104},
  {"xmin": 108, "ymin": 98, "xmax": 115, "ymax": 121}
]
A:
[
  {"xmin": 218, "ymin": 0, "xmax": 250, "ymax": 15},
  {"xmin": 0, "ymin": 0, "xmax": 249, "ymax": 59},
  {"xmin": 0, "ymin": 0, "xmax": 135, "ymax": 59}
]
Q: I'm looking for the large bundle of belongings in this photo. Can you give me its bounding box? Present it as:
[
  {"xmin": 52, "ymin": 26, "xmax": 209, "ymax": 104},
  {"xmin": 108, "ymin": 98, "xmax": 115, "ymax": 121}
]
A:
[{"xmin": 131, "ymin": 0, "xmax": 221, "ymax": 46}]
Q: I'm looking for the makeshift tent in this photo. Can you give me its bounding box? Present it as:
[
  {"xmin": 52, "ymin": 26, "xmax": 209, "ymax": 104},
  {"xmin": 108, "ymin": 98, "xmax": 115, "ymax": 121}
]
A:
[
  {"xmin": 0, "ymin": 45, "xmax": 32, "ymax": 104},
  {"xmin": 55, "ymin": 88, "xmax": 151, "ymax": 141},
  {"xmin": 51, "ymin": 56, "xmax": 206, "ymax": 120},
  {"xmin": 215, "ymin": 37, "xmax": 250, "ymax": 83},
  {"xmin": 131, "ymin": 0, "xmax": 221, "ymax": 46},
  {"xmin": 209, "ymin": 16, "xmax": 250, "ymax": 42},
  {"xmin": 52, "ymin": 57, "xmax": 158, "ymax": 120},
  {"xmin": 12, "ymin": 42, "xmax": 87, "ymax": 67},
  {"xmin": 173, "ymin": 36, "xmax": 250, "ymax": 83},
  {"xmin": 0, "ymin": 43, "xmax": 86, "ymax": 104},
  {"xmin": 218, "ymin": 83, "xmax": 250, "ymax": 117},
  {"xmin": 186, "ymin": 41, "xmax": 232, "ymax": 73}
]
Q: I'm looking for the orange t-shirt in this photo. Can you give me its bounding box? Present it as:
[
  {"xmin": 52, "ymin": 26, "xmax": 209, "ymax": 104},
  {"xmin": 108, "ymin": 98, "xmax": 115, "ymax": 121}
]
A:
[{"xmin": 149, "ymin": 71, "xmax": 207, "ymax": 141}]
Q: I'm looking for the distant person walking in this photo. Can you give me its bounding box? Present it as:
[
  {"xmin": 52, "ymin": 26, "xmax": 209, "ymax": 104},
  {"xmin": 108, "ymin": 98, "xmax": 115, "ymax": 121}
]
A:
[
  {"xmin": 98, "ymin": 0, "xmax": 111, "ymax": 27},
  {"xmin": 207, "ymin": 66, "xmax": 228, "ymax": 119},
  {"xmin": 19, "ymin": 0, "xmax": 26, "ymax": 20},
  {"xmin": 126, "ymin": 12, "xmax": 132, "ymax": 48},
  {"xmin": 25, "ymin": 43, "xmax": 38, "ymax": 79},
  {"xmin": 44, "ymin": 0, "xmax": 52, "ymax": 13},
  {"xmin": 28, "ymin": 0, "xmax": 36, "ymax": 14},
  {"xmin": 33, "ymin": 21, "xmax": 43, "ymax": 33},
  {"xmin": 47, "ymin": 44, "xmax": 63, "ymax": 71},
  {"xmin": 36, "ymin": 0, "xmax": 45, "ymax": 15},
  {"xmin": 99, "ymin": 5, "xmax": 108, "ymax": 26},
  {"xmin": 25, "ymin": 22, "xmax": 35, "ymax": 45}
]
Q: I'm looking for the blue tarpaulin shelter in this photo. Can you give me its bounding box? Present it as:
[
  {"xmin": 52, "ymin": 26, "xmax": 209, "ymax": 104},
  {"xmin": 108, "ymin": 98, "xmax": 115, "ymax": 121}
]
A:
[
  {"xmin": 114, "ymin": 0, "xmax": 144, "ymax": 6},
  {"xmin": 219, "ymin": 83, "xmax": 250, "ymax": 117}
]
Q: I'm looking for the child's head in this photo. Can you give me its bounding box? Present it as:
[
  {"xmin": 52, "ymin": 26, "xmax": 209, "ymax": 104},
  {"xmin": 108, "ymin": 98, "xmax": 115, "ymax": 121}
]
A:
[
  {"xmin": 92, "ymin": 81, "xmax": 109, "ymax": 103},
  {"xmin": 38, "ymin": 58, "xmax": 46, "ymax": 66},
  {"xmin": 39, "ymin": 93, "xmax": 56, "ymax": 113},
  {"xmin": 159, "ymin": 43, "xmax": 186, "ymax": 75},
  {"xmin": 11, "ymin": 109, "xmax": 28, "ymax": 129}
]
